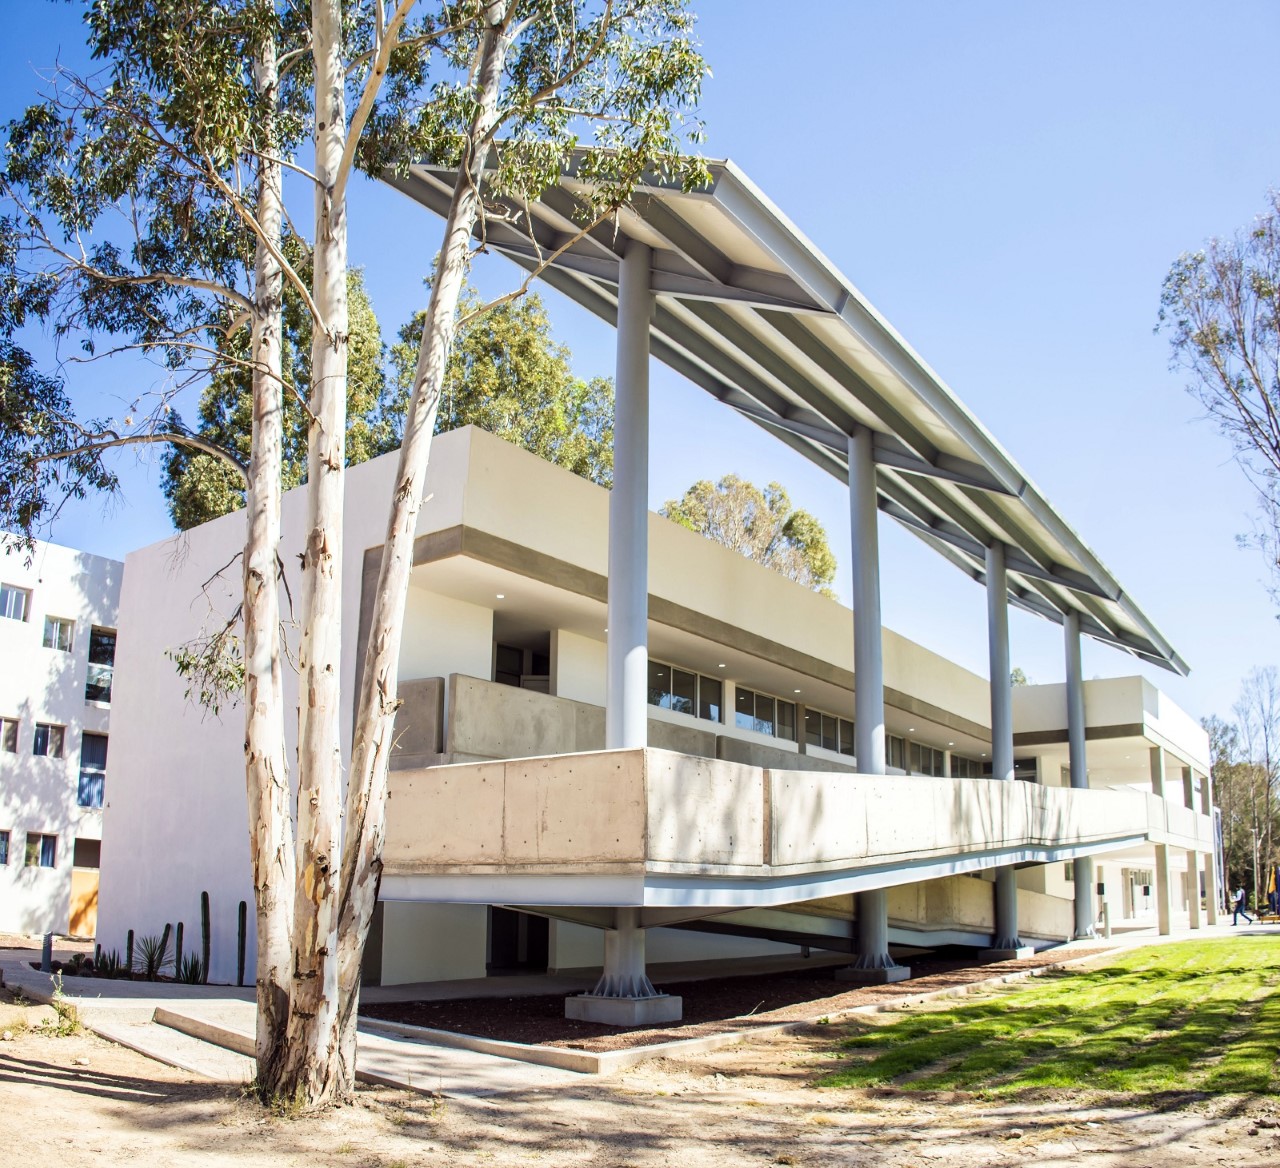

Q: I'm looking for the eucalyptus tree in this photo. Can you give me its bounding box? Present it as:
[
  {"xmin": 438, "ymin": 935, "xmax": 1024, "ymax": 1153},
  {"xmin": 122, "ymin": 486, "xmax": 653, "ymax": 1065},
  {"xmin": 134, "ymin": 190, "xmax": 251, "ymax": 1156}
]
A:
[
  {"xmin": 3, "ymin": 0, "xmax": 705, "ymax": 1108},
  {"xmin": 661, "ymin": 475, "xmax": 838, "ymax": 594}
]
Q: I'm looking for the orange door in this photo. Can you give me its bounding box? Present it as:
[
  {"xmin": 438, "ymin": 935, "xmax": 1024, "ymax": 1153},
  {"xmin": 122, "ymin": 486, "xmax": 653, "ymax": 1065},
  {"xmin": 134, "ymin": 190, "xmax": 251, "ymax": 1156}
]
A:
[{"xmin": 69, "ymin": 868, "xmax": 99, "ymax": 937}]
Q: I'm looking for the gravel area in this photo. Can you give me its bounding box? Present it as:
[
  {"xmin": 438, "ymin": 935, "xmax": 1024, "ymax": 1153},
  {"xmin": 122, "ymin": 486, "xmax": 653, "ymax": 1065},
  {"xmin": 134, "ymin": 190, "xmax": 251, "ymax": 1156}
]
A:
[{"xmin": 360, "ymin": 947, "xmax": 1114, "ymax": 1052}]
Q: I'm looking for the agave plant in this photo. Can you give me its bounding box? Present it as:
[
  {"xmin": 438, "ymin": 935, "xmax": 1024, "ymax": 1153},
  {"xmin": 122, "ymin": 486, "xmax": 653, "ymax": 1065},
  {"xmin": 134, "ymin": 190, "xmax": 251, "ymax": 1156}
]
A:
[
  {"xmin": 176, "ymin": 953, "xmax": 205, "ymax": 984},
  {"xmin": 136, "ymin": 932, "xmax": 172, "ymax": 981},
  {"xmin": 98, "ymin": 949, "xmax": 124, "ymax": 978}
]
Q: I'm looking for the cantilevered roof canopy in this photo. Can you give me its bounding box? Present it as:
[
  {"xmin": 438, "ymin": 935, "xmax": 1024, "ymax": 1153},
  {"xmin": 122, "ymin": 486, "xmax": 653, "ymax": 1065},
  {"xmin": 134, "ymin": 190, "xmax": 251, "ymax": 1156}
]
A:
[{"xmin": 385, "ymin": 157, "xmax": 1187, "ymax": 675}]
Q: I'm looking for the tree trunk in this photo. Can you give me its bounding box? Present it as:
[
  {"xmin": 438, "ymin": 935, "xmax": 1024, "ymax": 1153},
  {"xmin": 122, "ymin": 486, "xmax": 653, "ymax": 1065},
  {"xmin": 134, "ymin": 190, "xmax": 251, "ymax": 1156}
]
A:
[
  {"xmin": 274, "ymin": 0, "xmax": 349, "ymax": 1106},
  {"xmin": 242, "ymin": 32, "xmax": 296, "ymax": 1092},
  {"xmin": 333, "ymin": 0, "xmax": 515, "ymax": 1076}
]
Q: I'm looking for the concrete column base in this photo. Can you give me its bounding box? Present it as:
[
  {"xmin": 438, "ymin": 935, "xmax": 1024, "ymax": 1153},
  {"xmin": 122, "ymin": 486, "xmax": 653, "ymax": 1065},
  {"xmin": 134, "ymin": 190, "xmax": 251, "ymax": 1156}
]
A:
[
  {"xmin": 834, "ymin": 963, "xmax": 912, "ymax": 985},
  {"xmin": 1072, "ymin": 928, "xmax": 1097, "ymax": 941},
  {"xmin": 565, "ymin": 993, "xmax": 682, "ymax": 1026},
  {"xmin": 982, "ymin": 946, "xmax": 1035, "ymax": 961}
]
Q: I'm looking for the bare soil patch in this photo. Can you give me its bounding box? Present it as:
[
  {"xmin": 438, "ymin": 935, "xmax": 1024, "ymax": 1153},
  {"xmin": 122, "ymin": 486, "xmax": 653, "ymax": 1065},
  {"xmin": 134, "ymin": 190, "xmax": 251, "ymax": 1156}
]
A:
[
  {"xmin": 361, "ymin": 948, "xmax": 1113, "ymax": 1051},
  {"xmin": 2, "ymin": 983, "xmax": 1278, "ymax": 1168}
]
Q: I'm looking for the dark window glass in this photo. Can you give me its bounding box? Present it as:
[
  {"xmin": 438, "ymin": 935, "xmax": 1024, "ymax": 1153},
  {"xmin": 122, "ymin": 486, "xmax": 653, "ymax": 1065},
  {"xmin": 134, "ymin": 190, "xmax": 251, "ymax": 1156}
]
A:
[
  {"xmin": 1, "ymin": 717, "xmax": 16, "ymax": 753},
  {"xmin": 699, "ymin": 676, "xmax": 722, "ymax": 723},
  {"xmin": 735, "ymin": 687, "xmax": 756, "ymax": 732},
  {"xmin": 804, "ymin": 708, "xmax": 822, "ymax": 748},
  {"xmin": 647, "ymin": 660, "xmax": 670, "ymax": 709},
  {"xmin": 821, "ymin": 712, "xmax": 837, "ymax": 753},
  {"xmin": 776, "ymin": 700, "xmax": 796, "ymax": 742},
  {"xmin": 25, "ymin": 833, "xmax": 56, "ymax": 868},
  {"xmin": 494, "ymin": 644, "xmax": 523, "ymax": 688},
  {"xmin": 753, "ymin": 692, "xmax": 774, "ymax": 737},
  {"xmin": 33, "ymin": 723, "xmax": 64, "ymax": 758},
  {"xmin": 530, "ymin": 651, "xmax": 550, "ymax": 676},
  {"xmin": 0, "ymin": 583, "xmax": 29, "ymax": 622},
  {"xmin": 670, "ymin": 669, "xmax": 696, "ymax": 716},
  {"xmin": 73, "ymin": 838, "xmax": 101, "ymax": 868},
  {"xmin": 887, "ymin": 735, "xmax": 905, "ymax": 769},
  {"xmin": 0, "ymin": 830, "xmax": 8, "ymax": 865},
  {"xmin": 78, "ymin": 733, "xmax": 107, "ymax": 809},
  {"xmin": 838, "ymin": 719, "xmax": 856, "ymax": 757},
  {"xmin": 85, "ymin": 627, "xmax": 117, "ymax": 703}
]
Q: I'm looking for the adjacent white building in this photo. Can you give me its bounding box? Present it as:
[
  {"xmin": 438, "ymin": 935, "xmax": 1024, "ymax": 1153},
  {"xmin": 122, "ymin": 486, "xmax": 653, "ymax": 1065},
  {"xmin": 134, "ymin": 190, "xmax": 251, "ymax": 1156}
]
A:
[{"xmin": 0, "ymin": 537, "xmax": 121, "ymax": 936}]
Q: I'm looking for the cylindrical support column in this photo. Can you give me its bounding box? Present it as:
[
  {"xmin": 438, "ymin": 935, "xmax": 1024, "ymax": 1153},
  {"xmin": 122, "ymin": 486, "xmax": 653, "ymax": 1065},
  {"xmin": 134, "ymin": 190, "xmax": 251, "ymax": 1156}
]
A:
[
  {"xmin": 1201, "ymin": 770, "xmax": 1220, "ymax": 924},
  {"xmin": 837, "ymin": 428, "xmax": 909, "ymax": 984},
  {"xmin": 850, "ymin": 428, "xmax": 885, "ymax": 776},
  {"xmin": 986, "ymin": 543, "xmax": 1023, "ymax": 953},
  {"xmin": 1150, "ymin": 746, "xmax": 1173, "ymax": 936},
  {"xmin": 605, "ymin": 242, "xmax": 653, "ymax": 751},
  {"xmin": 593, "ymin": 908, "xmax": 655, "ymax": 998},
  {"xmin": 987, "ymin": 543, "xmax": 1014, "ymax": 783},
  {"xmin": 1064, "ymin": 610, "xmax": 1096, "ymax": 939},
  {"xmin": 1187, "ymin": 849, "xmax": 1202, "ymax": 929}
]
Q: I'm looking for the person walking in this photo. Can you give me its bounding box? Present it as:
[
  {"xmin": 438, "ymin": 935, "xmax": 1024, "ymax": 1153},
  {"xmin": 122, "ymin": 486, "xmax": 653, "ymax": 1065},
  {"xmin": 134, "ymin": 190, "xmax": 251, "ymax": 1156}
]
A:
[{"xmin": 1232, "ymin": 886, "xmax": 1254, "ymax": 926}]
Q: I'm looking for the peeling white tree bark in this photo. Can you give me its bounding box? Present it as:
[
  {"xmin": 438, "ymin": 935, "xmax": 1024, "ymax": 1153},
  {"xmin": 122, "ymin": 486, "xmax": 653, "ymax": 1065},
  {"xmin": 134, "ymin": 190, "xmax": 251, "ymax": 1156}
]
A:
[
  {"xmin": 333, "ymin": 0, "xmax": 515, "ymax": 1084},
  {"xmin": 241, "ymin": 32, "xmax": 296, "ymax": 1089}
]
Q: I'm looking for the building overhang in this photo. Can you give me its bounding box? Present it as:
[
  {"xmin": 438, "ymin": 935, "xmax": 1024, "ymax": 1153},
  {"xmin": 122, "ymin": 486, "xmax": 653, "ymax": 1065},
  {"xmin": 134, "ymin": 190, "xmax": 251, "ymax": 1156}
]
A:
[{"xmin": 384, "ymin": 155, "xmax": 1186, "ymax": 674}]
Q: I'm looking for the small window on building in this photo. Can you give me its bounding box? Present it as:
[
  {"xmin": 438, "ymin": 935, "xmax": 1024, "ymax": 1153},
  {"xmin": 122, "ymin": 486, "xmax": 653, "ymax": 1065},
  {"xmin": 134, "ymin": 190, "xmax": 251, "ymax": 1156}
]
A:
[
  {"xmin": 887, "ymin": 735, "xmax": 906, "ymax": 770},
  {"xmin": 25, "ymin": 832, "xmax": 57, "ymax": 868},
  {"xmin": 698, "ymin": 675, "xmax": 723, "ymax": 723},
  {"xmin": 1064, "ymin": 863, "xmax": 1075, "ymax": 882},
  {"xmin": 85, "ymin": 627, "xmax": 117, "ymax": 703},
  {"xmin": 838, "ymin": 719, "xmax": 856, "ymax": 757},
  {"xmin": 0, "ymin": 583, "xmax": 30, "ymax": 622},
  {"xmin": 1, "ymin": 717, "xmax": 17, "ymax": 753},
  {"xmin": 951, "ymin": 754, "xmax": 981, "ymax": 778},
  {"xmin": 0, "ymin": 829, "xmax": 9, "ymax": 865},
  {"xmin": 910, "ymin": 742, "xmax": 947, "ymax": 777},
  {"xmin": 494, "ymin": 644, "xmax": 523, "ymax": 688},
  {"xmin": 72, "ymin": 838, "xmax": 101, "ymax": 869},
  {"xmin": 78, "ymin": 733, "xmax": 108, "ymax": 809},
  {"xmin": 33, "ymin": 723, "xmax": 65, "ymax": 759},
  {"xmin": 42, "ymin": 616, "xmax": 74, "ymax": 652}
]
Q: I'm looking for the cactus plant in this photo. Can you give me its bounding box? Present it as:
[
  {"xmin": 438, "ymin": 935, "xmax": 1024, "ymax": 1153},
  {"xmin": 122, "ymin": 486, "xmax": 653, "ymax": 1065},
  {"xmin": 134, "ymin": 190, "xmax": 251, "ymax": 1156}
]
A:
[
  {"xmin": 200, "ymin": 890, "xmax": 211, "ymax": 985},
  {"xmin": 125, "ymin": 929, "xmax": 134, "ymax": 974},
  {"xmin": 236, "ymin": 900, "xmax": 247, "ymax": 987}
]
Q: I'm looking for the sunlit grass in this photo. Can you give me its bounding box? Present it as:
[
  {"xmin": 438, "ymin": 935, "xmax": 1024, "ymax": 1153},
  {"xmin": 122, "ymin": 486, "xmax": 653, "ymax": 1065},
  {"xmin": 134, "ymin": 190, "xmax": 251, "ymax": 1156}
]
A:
[{"xmin": 821, "ymin": 938, "xmax": 1280, "ymax": 1096}]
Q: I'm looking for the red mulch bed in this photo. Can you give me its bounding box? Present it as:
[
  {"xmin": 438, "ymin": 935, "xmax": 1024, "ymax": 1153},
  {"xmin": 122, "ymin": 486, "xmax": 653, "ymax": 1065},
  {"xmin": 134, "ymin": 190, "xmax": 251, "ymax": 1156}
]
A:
[{"xmin": 360, "ymin": 948, "xmax": 1113, "ymax": 1053}]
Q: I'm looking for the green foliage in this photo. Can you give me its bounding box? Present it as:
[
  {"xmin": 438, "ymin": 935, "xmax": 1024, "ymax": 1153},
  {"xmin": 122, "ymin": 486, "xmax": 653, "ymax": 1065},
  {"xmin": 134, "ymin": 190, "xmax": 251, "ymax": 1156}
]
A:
[
  {"xmin": 388, "ymin": 289, "xmax": 613, "ymax": 484},
  {"xmin": 136, "ymin": 931, "xmax": 173, "ymax": 981},
  {"xmin": 43, "ymin": 974, "xmax": 82, "ymax": 1037},
  {"xmin": 660, "ymin": 475, "xmax": 837, "ymax": 594},
  {"xmin": 168, "ymin": 623, "xmax": 247, "ymax": 715},
  {"xmin": 822, "ymin": 939, "xmax": 1280, "ymax": 1096},
  {"xmin": 97, "ymin": 949, "xmax": 124, "ymax": 979},
  {"xmin": 162, "ymin": 266, "xmax": 390, "ymax": 529},
  {"xmin": 177, "ymin": 953, "xmax": 206, "ymax": 984}
]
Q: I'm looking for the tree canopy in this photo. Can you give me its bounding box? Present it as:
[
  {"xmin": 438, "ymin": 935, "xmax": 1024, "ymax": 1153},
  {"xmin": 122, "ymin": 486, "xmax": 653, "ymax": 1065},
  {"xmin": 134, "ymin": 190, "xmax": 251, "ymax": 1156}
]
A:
[
  {"xmin": 388, "ymin": 289, "xmax": 613, "ymax": 486},
  {"xmin": 1160, "ymin": 192, "xmax": 1280, "ymax": 599},
  {"xmin": 660, "ymin": 475, "xmax": 837, "ymax": 594}
]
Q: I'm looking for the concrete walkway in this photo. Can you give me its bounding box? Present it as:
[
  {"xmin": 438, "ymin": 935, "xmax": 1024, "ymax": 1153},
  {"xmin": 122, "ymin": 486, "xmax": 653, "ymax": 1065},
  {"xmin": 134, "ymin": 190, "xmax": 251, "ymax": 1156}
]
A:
[{"xmin": 4, "ymin": 920, "xmax": 1269, "ymax": 1097}]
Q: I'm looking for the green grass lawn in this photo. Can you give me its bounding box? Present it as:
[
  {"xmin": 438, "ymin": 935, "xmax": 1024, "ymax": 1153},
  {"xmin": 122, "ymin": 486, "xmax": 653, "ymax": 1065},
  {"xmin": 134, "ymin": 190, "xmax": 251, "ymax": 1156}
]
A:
[{"xmin": 821, "ymin": 937, "xmax": 1280, "ymax": 1096}]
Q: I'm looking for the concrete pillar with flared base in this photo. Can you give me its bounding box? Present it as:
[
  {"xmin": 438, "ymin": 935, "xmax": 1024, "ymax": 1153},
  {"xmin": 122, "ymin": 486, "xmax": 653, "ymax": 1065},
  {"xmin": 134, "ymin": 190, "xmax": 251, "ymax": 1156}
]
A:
[
  {"xmin": 1064, "ymin": 610, "xmax": 1096, "ymax": 939},
  {"xmin": 564, "ymin": 908, "xmax": 682, "ymax": 1025},
  {"xmin": 1150, "ymin": 746, "xmax": 1173, "ymax": 936},
  {"xmin": 836, "ymin": 428, "xmax": 910, "ymax": 984},
  {"xmin": 984, "ymin": 543, "xmax": 1029, "ymax": 958}
]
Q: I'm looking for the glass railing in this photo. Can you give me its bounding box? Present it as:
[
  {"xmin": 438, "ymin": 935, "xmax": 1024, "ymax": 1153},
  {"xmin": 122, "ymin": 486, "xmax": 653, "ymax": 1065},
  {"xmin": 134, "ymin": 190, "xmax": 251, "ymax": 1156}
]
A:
[{"xmin": 85, "ymin": 662, "xmax": 113, "ymax": 704}]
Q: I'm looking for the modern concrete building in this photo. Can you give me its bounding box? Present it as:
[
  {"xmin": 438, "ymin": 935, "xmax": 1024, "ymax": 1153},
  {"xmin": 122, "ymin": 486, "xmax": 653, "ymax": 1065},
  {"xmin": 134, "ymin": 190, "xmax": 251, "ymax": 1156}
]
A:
[
  {"xmin": 0, "ymin": 537, "xmax": 121, "ymax": 937},
  {"xmin": 96, "ymin": 158, "xmax": 1215, "ymax": 1020}
]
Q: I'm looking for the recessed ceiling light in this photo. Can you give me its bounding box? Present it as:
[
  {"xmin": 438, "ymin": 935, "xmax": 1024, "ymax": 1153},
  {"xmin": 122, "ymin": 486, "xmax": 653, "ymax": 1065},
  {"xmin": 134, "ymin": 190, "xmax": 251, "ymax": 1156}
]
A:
[
  {"xmin": 495, "ymin": 593, "xmax": 505, "ymax": 600},
  {"xmin": 718, "ymin": 663, "xmax": 726, "ymax": 668},
  {"xmin": 908, "ymin": 727, "xmax": 916, "ymax": 733},
  {"xmin": 794, "ymin": 689, "xmax": 801, "ymax": 694},
  {"xmin": 948, "ymin": 742, "xmax": 955, "ymax": 747}
]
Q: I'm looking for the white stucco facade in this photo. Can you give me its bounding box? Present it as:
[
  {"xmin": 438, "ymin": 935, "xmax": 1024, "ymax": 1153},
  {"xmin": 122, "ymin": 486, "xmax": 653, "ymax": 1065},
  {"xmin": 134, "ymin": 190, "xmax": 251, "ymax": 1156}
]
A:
[
  {"xmin": 0, "ymin": 537, "xmax": 121, "ymax": 936},
  {"xmin": 94, "ymin": 428, "xmax": 1212, "ymax": 986}
]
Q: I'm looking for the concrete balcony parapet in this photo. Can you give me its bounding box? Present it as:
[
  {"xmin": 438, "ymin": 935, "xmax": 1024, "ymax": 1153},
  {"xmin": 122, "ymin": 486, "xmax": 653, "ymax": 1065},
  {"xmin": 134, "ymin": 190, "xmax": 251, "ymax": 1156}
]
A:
[{"xmin": 381, "ymin": 748, "xmax": 1214, "ymax": 911}]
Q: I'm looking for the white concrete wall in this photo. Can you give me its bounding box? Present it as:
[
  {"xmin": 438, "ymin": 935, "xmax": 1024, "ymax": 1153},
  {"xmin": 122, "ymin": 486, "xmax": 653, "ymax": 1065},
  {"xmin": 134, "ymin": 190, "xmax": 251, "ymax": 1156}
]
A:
[
  {"xmin": 378, "ymin": 902, "xmax": 488, "ymax": 985},
  {"xmin": 550, "ymin": 628, "xmax": 606, "ymax": 704},
  {"xmin": 400, "ymin": 585, "xmax": 494, "ymax": 686},
  {"xmin": 0, "ymin": 537, "xmax": 120, "ymax": 934},
  {"xmin": 98, "ymin": 430, "xmax": 475, "ymax": 982}
]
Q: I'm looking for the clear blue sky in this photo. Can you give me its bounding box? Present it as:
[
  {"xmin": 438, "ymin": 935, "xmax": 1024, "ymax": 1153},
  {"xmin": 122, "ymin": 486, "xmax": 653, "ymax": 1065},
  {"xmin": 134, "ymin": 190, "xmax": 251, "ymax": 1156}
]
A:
[{"xmin": 4, "ymin": 1, "xmax": 1278, "ymax": 725}]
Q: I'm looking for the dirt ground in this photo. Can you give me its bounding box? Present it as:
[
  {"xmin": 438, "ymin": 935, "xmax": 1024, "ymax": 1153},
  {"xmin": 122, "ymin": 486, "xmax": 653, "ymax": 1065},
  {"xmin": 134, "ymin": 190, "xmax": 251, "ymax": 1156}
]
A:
[
  {"xmin": 2, "ymin": 985, "xmax": 1278, "ymax": 1167},
  {"xmin": 362, "ymin": 949, "xmax": 1111, "ymax": 1050}
]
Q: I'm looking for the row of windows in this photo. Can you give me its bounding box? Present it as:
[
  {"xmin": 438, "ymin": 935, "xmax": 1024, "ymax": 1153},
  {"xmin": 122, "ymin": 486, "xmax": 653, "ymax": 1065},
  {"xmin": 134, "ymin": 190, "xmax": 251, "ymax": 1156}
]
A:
[
  {"xmin": 644, "ymin": 661, "xmax": 989, "ymax": 773},
  {"xmin": 0, "ymin": 831, "xmax": 101, "ymax": 869},
  {"xmin": 0, "ymin": 587, "xmax": 116, "ymax": 703},
  {"xmin": 0, "ymin": 721, "xmax": 107, "ymax": 808}
]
